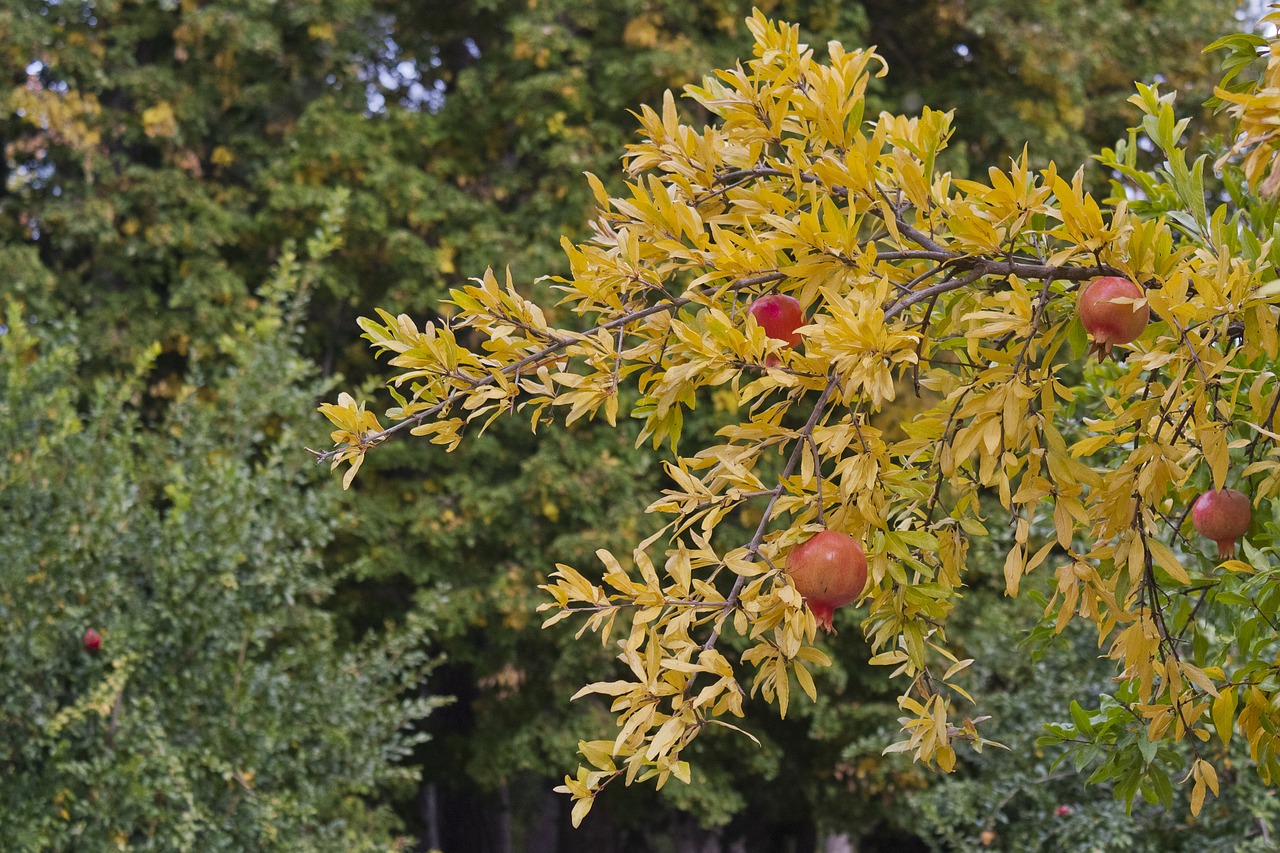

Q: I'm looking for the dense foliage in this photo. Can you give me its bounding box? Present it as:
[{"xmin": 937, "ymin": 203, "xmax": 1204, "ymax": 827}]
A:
[
  {"xmin": 323, "ymin": 4, "xmax": 1280, "ymax": 839},
  {"xmin": 0, "ymin": 241, "xmax": 435, "ymax": 849}
]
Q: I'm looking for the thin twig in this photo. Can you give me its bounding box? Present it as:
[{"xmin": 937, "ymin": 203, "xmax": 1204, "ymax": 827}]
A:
[
  {"xmin": 910, "ymin": 291, "xmax": 943, "ymax": 396},
  {"xmin": 611, "ymin": 325, "xmax": 625, "ymax": 395},
  {"xmin": 884, "ymin": 269, "xmax": 987, "ymax": 321},
  {"xmin": 1012, "ymin": 275, "xmax": 1059, "ymax": 381}
]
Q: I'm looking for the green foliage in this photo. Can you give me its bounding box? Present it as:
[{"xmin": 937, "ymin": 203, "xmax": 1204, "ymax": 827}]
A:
[
  {"xmin": 900, "ymin": 578, "xmax": 1280, "ymax": 852},
  {"xmin": 0, "ymin": 277, "xmax": 435, "ymax": 849},
  {"xmin": 0, "ymin": 0, "xmax": 1235, "ymax": 373}
]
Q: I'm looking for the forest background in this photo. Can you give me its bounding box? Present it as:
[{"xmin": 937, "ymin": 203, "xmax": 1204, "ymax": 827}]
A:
[{"xmin": 1, "ymin": 1, "xmax": 1275, "ymax": 851}]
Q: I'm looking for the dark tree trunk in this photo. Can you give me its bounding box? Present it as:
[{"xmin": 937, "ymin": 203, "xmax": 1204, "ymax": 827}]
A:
[
  {"xmin": 525, "ymin": 786, "xmax": 561, "ymax": 853},
  {"xmin": 420, "ymin": 782, "xmax": 441, "ymax": 851},
  {"xmin": 494, "ymin": 783, "xmax": 513, "ymax": 853}
]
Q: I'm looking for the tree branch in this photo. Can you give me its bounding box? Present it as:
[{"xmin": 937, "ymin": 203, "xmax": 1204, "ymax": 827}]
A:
[
  {"xmin": 311, "ymin": 270, "xmax": 786, "ymax": 465},
  {"xmin": 700, "ymin": 374, "xmax": 841, "ymax": 651}
]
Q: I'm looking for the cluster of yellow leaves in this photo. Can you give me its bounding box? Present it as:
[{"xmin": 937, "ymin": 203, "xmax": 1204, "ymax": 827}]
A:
[
  {"xmin": 322, "ymin": 11, "xmax": 1280, "ymax": 821},
  {"xmin": 141, "ymin": 101, "xmax": 179, "ymax": 140},
  {"xmin": 317, "ymin": 392, "xmax": 384, "ymax": 488},
  {"xmin": 7, "ymin": 85, "xmax": 102, "ymax": 152}
]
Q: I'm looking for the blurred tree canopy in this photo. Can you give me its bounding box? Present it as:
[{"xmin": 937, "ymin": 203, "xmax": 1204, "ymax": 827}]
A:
[{"xmin": 0, "ymin": 0, "xmax": 1252, "ymax": 850}]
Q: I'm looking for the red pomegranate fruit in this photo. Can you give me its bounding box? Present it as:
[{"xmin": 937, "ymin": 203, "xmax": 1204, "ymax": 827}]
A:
[
  {"xmin": 1192, "ymin": 488, "xmax": 1252, "ymax": 559},
  {"xmin": 83, "ymin": 628, "xmax": 102, "ymax": 654},
  {"xmin": 748, "ymin": 294, "xmax": 805, "ymax": 366},
  {"xmin": 1077, "ymin": 276, "xmax": 1149, "ymax": 360},
  {"xmin": 786, "ymin": 530, "xmax": 868, "ymax": 633}
]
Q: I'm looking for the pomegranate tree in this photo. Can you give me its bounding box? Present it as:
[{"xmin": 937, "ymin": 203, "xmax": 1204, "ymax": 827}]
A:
[
  {"xmin": 786, "ymin": 530, "xmax": 868, "ymax": 633},
  {"xmin": 1192, "ymin": 488, "xmax": 1252, "ymax": 559},
  {"xmin": 83, "ymin": 628, "xmax": 101, "ymax": 653},
  {"xmin": 748, "ymin": 294, "xmax": 804, "ymax": 366},
  {"xmin": 1077, "ymin": 276, "xmax": 1149, "ymax": 360}
]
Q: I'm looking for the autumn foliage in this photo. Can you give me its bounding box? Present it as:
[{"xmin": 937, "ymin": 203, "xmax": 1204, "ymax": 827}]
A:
[{"xmin": 321, "ymin": 11, "xmax": 1280, "ymax": 823}]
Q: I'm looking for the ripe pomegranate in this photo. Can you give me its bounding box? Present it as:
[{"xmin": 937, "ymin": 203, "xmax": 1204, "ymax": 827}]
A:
[
  {"xmin": 1077, "ymin": 276, "xmax": 1149, "ymax": 360},
  {"xmin": 1192, "ymin": 488, "xmax": 1252, "ymax": 559},
  {"xmin": 83, "ymin": 628, "xmax": 102, "ymax": 654},
  {"xmin": 748, "ymin": 294, "xmax": 804, "ymax": 366},
  {"xmin": 786, "ymin": 530, "xmax": 868, "ymax": 633}
]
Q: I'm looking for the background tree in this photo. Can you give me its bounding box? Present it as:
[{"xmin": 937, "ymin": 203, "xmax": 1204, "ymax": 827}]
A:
[
  {"xmin": 0, "ymin": 230, "xmax": 437, "ymax": 850},
  {"xmin": 859, "ymin": 0, "xmax": 1241, "ymax": 178}
]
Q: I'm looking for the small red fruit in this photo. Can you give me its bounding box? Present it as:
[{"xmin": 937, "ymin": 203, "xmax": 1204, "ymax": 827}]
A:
[
  {"xmin": 748, "ymin": 294, "xmax": 805, "ymax": 366},
  {"xmin": 786, "ymin": 530, "xmax": 868, "ymax": 633},
  {"xmin": 1192, "ymin": 488, "xmax": 1252, "ymax": 559},
  {"xmin": 1077, "ymin": 276, "xmax": 1149, "ymax": 360},
  {"xmin": 83, "ymin": 628, "xmax": 102, "ymax": 653}
]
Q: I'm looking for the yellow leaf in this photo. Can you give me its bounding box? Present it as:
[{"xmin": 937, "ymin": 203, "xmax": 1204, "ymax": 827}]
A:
[
  {"xmin": 1212, "ymin": 688, "xmax": 1236, "ymax": 747},
  {"xmin": 776, "ymin": 659, "xmax": 790, "ymax": 718},
  {"xmin": 341, "ymin": 453, "xmax": 364, "ymax": 490},
  {"xmin": 1069, "ymin": 434, "xmax": 1114, "ymax": 457},
  {"xmin": 1196, "ymin": 424, "xmax": 1229, "ymax": 490},
  {"xmin": 571, "ymin": 797, "xmax": 594, "ymax": 828},
  {"xmin": 572, "ymin": 681, "xmax": 639, "ymax": 700},
  {"xmin": 578, "ymin": 740, "xmax": 619, "ymax": 771},
  {"xmin": 795, "ymin": 646, "xmax": 832, "ymax": 667},
  {"xmin": 869, "ymin": 650, "xmax": 908, "ymax": 666},
  {"xmin": 1191, "ymin": 776, "xmax": 1205, "ymax": 817},
  {"xmin": 1179, "ymin": 661, "xmax": 1218, "ymax": 698},
  {"xmin": 793, "ymin": 661, "xmax": 817, "ymax": 702},
  {"xmin": 1201, "ymin": 759, "xmax": 1219, "ymax": 796},
  {"xmin": 1147, "ymin": 538, "xmax": 1189, "ymax": 585},
  {"xmin": 1003, "ymin": 545, "xmax": 1025, "ymax": 596}
]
